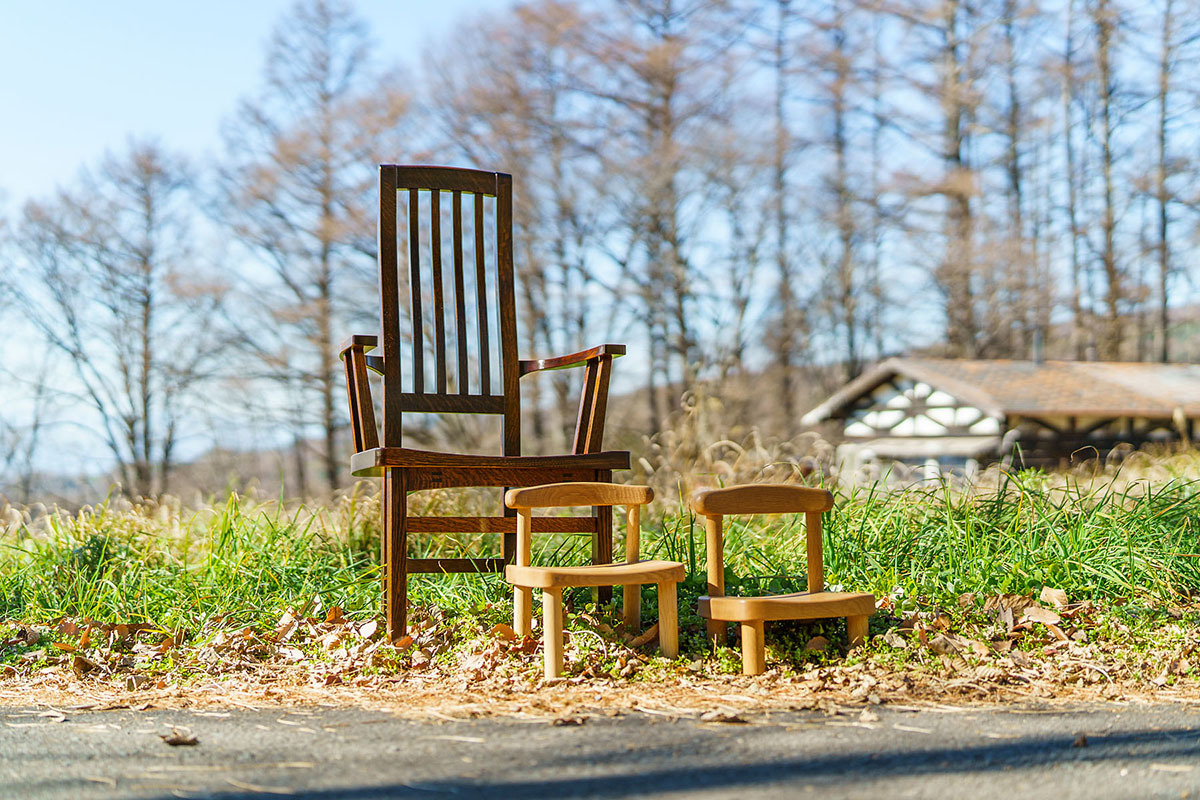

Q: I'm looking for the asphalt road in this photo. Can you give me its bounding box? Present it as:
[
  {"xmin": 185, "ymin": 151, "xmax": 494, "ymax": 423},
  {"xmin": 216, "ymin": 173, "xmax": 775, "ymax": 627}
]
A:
[{"xmin": 3, "ymin": 702, "xmax": 1200, "ymax": 799}]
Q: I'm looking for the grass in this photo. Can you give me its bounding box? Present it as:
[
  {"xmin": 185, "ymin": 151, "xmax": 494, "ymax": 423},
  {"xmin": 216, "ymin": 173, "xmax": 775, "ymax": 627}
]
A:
[{"xmin": 2, "ymin": 462, "xmax": 1200, "ymax": 644}]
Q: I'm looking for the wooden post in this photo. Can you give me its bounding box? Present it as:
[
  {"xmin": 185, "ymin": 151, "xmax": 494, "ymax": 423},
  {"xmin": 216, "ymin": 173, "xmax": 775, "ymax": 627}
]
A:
[
  {"xmin": 805, "ymin": 511, "xmax": 824, "ymax": 594},
  {"xmin": 622, "ymin": 504, "xmax": 641, "ymax": 631},
  {"xmin": 658, "ymin": 580, "xmax": 678, "ymax": 659},
  {"xmin": 741, "ymin": 620, "xmax": 765, "ymax": 675},
  {"xmin": 543, "ymin": 588, "xmax": 564, "ymax": 679},
  {"xmin": 514, "ymin": 508, "xmax": 533, "ymax": 636},
  {"xmin": 848, "ymin": 615, "xmax": 869, "ymax": 647},
  {"xmin": 383, "ymin": 471, "xmax": 408, "ymax": 642},
  {"xmin": 705, "ymin": 514, "xmax": 725, "ymax": 641},
  {"xmin": 593, "ymin": 469, "xmax": 613, "ymax": 605}
]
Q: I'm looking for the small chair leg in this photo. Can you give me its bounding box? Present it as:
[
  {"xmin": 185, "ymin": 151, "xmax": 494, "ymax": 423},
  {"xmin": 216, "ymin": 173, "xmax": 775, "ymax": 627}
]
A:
[
  {"xmin": 847, "ymin": 614, "xmax": 869, "ymax": 648},
  {"xmin": 623, "ymin": 584, "xmax": 641, "ymax": 632},
  {"xmin": 542, "ymin": 588, "xmax": 564, "ymax": 679},
  {"xmin": 741, "ymin": 620, "xmax": 766, "ymax": 675},
  {"xmin": 514, "ymin": 586, "xmax": 533, "ymax": 637},
  {"xmin": 657, "ymin": 581, "xmax": 678, "ymax": 659}
]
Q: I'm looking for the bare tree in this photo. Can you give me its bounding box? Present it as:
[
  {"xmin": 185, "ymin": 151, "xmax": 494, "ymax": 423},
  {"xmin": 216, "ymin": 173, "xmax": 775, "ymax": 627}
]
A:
[
  {"xmin": 13, "ymin": 141, "xmax": 226, "ymax": 498},
  {"xmin": 426, "ymin": 0, "xmax": 608, "ymax": 452},
  {"xmin": 214, "ymin": 0, "xmax": 413, "ymax": 492}
]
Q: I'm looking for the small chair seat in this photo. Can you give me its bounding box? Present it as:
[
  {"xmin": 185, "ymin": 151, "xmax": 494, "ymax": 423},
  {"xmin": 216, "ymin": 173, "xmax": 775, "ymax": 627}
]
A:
[
  {"xmin": 699, "ymin": 590, "xmax": 875, "ymax": 623},
  {"xmin": 506, "ymin": 559, "xmax": 685, "ymax": 589}
]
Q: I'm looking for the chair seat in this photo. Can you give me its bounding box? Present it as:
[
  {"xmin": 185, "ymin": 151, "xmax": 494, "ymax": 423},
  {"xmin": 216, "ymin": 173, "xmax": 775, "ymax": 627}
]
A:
[
  {"xmin": 351, "ymin": 447, "xmax": 630, "ymax": 477},
  {"xmin": 506, "ymin": 560, "xmax": 685, "ymax": 589},
  {"xmin": 699, "ymin": 591, "xmax": 875, "ymax": 623}
]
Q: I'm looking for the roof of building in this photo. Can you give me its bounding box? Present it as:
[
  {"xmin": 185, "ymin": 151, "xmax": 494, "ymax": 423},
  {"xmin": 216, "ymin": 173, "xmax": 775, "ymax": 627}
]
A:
[{"xmin": 801, "ymin": 358, "xmax": 1200, "ymax": 424}]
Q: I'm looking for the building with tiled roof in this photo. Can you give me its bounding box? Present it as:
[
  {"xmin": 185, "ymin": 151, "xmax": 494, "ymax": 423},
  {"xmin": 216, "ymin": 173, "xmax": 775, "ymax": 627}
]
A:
[{"xmin": 802, "ymin": 358, "xmax": 1200, "ymax": 474}]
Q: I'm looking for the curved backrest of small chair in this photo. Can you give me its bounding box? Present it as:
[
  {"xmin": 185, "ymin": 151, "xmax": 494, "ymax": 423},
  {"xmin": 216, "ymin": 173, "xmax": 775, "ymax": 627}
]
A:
[
  {"xmin": 690, "ymin": 484, "xmax": 833, "ymax": 516},
  {"xmin": 688, "ymin": 483, "xmax": 833, "ymax": 600},
  {"xmin": 506, "ymin": 482, "xmax": 653, "ymax": 510},
  {"xmin": 505, "ymin": 482, "xmax": 652, "ymax": 576}
]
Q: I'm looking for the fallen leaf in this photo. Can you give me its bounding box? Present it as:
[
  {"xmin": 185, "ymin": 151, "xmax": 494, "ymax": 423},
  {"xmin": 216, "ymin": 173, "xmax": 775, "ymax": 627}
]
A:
[
  {"xmin": 160, "ymin": 729, "xmax": 198, "ymax": 746},
  {"xmin": 552, "ymin": 715, "xmax": 587, "ymax": 726},
  {"xmin": 489, "ymin": 623, "xmax": 517, "ymax": 641},
  {"xmin": 699, "ymin": 710, "xmax": 747, "ymax": 724},
  {"xmin": 1073, "ymin": 734, "xmax": 1088, "ymax": 748},
  {"xmin": 1045, "ymin": 623, "xmax": 1070, "ymax": 642},
  {"xmin": 927, "ymin": 635, "xmax": 959, "ymax": 656},
  {"xmin": 71, "ymin": 654, "xmax": 101, "ymax": 676},
  {"xmin": 358, "ymin": 620, "xmax": 378, "ymax": 640},
  {"xmin": 629, "ymin": 623, "xmax": 659, "ymax": 648},
  {"xmin": 324, "ymin": 606, "xmax": 345, "ymax": 625},
  {"xmin": 1021, "ymin": 606, "xmax": 1061, "ymax": 626},
  {"xmin": 859, "ymin": 708, "xmax": 880, "ymax": 723},
  {"xmin": 882, "ymin": 630, "xmax": 907, "ymax": 649},
  {"xmin": 273, "ymin": 609, "xmax": 301, "ymax": 643},
  {"xmin": 125, "ymin": 674, "xmax": 152, "ymax": 691},
  {"xmin": 984, "ymin": 594, "xmax": 1036, "ymax": 614},
  {"xmin": 1040, "ymin": 587, "xmax": 1069, "ymax": 609}
]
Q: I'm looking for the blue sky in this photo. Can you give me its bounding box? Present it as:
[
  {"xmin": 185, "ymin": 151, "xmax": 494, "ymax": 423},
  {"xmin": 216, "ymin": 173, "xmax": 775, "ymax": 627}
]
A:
[{"xmin": 0, "ymin": 1, "xmax": 509, "ymax": 212}]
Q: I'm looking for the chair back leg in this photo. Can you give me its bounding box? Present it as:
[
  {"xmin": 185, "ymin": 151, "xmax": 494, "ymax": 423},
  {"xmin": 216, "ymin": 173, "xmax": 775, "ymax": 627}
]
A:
[
  {"xmin": 514, "ymin": 508, "xmax": 533, "ymax": 636},
  {"xmin": 622, "ymin": 584, "xmax": 641, "ymax": 632},
  {"xmin": 657, "ymin": 581, "xmax": 679, "ymax": 659}
]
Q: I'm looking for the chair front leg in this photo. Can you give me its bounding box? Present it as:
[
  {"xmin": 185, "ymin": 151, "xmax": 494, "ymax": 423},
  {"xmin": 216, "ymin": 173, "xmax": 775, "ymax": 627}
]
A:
[
  {"xmin": 543, "ymin": 588, "xmax": 564, "ymax": 679},
  {"xmin": 657, "ymin": 581, "xmax": 679, "ymax": 659},
  {"xmin": 741, "ymin": 620, "xmax": 766, "ymax": 675}
]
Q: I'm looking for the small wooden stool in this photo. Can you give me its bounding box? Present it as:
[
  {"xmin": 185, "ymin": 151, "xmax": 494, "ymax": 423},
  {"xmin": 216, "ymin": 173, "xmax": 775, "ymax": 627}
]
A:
[
  {"xmin": 691, "ymin": 484, "xmax": 874, "ymax": 675},
  {"xmin": 505, "ymin": 482, "xmax": 684, "ymax": 679}
]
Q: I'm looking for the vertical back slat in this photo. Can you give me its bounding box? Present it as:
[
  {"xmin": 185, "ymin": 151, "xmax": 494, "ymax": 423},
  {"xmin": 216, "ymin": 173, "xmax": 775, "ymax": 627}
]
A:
[
  {"xmin": 407, "ymin": 188, "xmax": 424, "ymax": 394},
  {"xmin": 474, "ymin": 193, "xmax": 490, "ymax": 395},
  {"xmin": 452, "ymin": 190, "xmax": 469, "ymax": 395},
  {"xmin": 431, "ymin": 190, "xmax": 447, "ymax": 393},
  {"xmin": 380, "ymin": 168, "xmax": 403, "ymax": 447},
  {"xmin": 496, "ymin": 174, "xmax": 520, "ymax": 454}
]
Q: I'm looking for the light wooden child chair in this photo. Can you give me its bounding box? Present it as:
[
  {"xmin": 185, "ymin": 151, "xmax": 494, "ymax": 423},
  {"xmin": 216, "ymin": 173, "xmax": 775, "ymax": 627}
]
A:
[
  {"xmin": 505, "ymin": 482, "xmax": 685, "ymax": 679},
  {"xmin": 691, "ymin": 484, "xmax": 874, "ymax": 675}
]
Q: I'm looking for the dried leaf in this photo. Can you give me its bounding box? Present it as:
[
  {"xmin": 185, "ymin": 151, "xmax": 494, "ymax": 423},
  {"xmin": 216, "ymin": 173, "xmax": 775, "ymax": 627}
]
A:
[
  {"xmin": 805, "ymin": 636, "xmax": 829, "ymax": 652},
  {"xmin": 358, "ymin": 620, "xmax": 379, "ymax": 640},
  {"xmin": 324, "ymin": 606, "xmax": 345, "ymax": 625},
  {"xmin": 882, "ymin": 630, "xmax": 907, "ymax": 649},
  {"xmin": 273, "ymin": 609, "xmax": 301, "ymax": 643},
  {"xmin": 927, "ymin": 635, "xmax": 959, "ymax": 656},
  {"xmin": 1021, "ymin": 606, "xmax": 1061, "ymax": 626},
  {"xmin": 1040, "ymin": 587, "xmax": 1069, "ymax": 609},
  {"xmin": 629, "ymin": 623, "xmax": 659, "ymax": 648},
  {"xmin": 160, "ymin": 729, "xmax": 198, "ymax": 746},
  {"xmin": 984, "ymin": 594, "xmax": 1036, "ymax": 614},
  {"xmin": 489, "ymin": 623, "xmax": 517, "ymax": 642},
  {"xmin": 1045, "ymin": 623, "xmax": 1069, "ymax": 642},
  {"xmin": 125, "ymin": 674, "xmax": 152, "ymax": 691},
  {"xmin": 71, "ymin": 654, "xmax": 101, "ymax": 676},
  {"xmin": 699, "ymin": 710, "xmax": 747, "ymax": 724}
]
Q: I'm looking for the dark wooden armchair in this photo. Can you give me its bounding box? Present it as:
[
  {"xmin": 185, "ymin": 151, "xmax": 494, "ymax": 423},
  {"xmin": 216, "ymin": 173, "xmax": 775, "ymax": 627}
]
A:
[{"xmin": 340, "ymin": 165, "xmax": 629, "ymax": 641}]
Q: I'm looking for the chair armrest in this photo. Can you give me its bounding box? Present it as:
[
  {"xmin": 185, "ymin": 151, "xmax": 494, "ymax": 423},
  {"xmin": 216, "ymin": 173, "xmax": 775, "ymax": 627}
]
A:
[
  {"xmin": 340, "ymin": 335, "xmax": 383, "ymax": 375},
  {"xmin": 518, "ymin": 344, "xmax": 625, "ymax": 377},
  {"xmin": 341, "ymin": 334, "xmax": 380, "ymax": 451}
]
